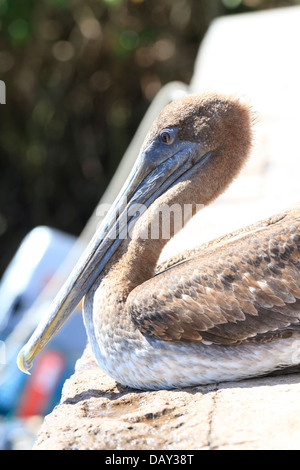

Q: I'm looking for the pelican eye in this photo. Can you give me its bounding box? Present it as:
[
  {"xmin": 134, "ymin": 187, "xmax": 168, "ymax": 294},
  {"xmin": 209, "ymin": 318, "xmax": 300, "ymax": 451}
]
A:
[{"xmin": 160, "ymin": 130, "xmax": 174, "ymax": 145}]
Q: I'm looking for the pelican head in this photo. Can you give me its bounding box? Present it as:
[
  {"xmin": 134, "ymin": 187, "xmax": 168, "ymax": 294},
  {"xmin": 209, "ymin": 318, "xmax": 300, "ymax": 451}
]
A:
[{"xmin": 17, "ymin": 92, "xmax": 252, "ymax": 374}]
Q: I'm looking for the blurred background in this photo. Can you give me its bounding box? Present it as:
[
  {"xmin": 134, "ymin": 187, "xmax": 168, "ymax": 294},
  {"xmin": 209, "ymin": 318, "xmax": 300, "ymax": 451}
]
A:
[{"xmin": 0, "ymin": 0, "xmax": 300, "ymax": 450}]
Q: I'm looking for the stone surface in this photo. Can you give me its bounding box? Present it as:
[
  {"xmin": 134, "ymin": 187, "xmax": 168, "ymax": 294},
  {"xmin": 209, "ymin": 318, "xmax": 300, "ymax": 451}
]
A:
[
  {"xmin": 34, "ymin": 347, "xmax": 215, "ymax": 450},
  {"xmin": 34, "ymin": 6, "xmax": 300, "ymax": 450},
  {"xmin": 34, "ymin": 346, "xmax": 300, "ymax": 450}
]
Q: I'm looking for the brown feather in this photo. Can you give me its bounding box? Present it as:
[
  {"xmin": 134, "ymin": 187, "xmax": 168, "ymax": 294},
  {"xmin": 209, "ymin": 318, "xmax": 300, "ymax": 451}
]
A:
[{"xmin": 128, "ymin": 205, "xmax": 300, "ymax": 346}]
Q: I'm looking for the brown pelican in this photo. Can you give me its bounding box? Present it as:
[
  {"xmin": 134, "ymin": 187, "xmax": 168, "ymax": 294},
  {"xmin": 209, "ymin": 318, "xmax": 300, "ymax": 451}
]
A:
[{"xmin": 17, "ymin": 93, "xmax": 300, "ymax": 389}]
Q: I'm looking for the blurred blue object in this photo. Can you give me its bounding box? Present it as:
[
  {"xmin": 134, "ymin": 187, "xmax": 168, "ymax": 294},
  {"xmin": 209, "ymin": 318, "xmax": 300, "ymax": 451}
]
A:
[
  {"xmin": 0, "ymin": 227, "xmax": 87, "ymax": 417},
  {"xmin": 0, "ymin": 226, "xmax": 78, "ymax": 337}
]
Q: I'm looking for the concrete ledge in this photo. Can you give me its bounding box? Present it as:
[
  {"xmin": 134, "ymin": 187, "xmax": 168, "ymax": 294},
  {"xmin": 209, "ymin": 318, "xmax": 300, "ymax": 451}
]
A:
[{"xmin": 34, "ymin": 346, "xmax": 300, "ymax": 450}]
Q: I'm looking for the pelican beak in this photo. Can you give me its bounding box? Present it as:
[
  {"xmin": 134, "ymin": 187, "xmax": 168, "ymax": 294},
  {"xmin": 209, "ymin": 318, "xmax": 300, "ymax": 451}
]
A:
[{"xmin": 17, "ymin": 136, "xmax": 204, "ymax": 374}]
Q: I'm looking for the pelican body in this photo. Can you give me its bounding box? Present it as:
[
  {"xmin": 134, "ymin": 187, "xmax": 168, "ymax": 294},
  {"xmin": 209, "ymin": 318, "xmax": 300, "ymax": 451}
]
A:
[{"xmin": 18, "ymin": 93, "xmax": 300, "ymax": 389}]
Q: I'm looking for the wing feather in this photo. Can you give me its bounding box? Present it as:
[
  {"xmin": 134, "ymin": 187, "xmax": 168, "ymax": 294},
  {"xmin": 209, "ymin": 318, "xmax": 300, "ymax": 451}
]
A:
[{"xmin": 128, "ymin": 207, "xmax": 300, "ymax": 345}]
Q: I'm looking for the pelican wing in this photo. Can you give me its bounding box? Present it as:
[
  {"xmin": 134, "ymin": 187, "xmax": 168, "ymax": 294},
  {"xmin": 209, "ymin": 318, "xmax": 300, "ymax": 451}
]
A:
[{"xmin": 128, "ymin": 207, "xmax": 300, "ymax": 345}]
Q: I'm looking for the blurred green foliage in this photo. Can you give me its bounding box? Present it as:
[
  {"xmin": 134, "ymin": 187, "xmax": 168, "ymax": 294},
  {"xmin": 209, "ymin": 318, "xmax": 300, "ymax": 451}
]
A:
[{"xmin": 0, "ymin": 0, "xmax": 299, "ymax": 276}]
